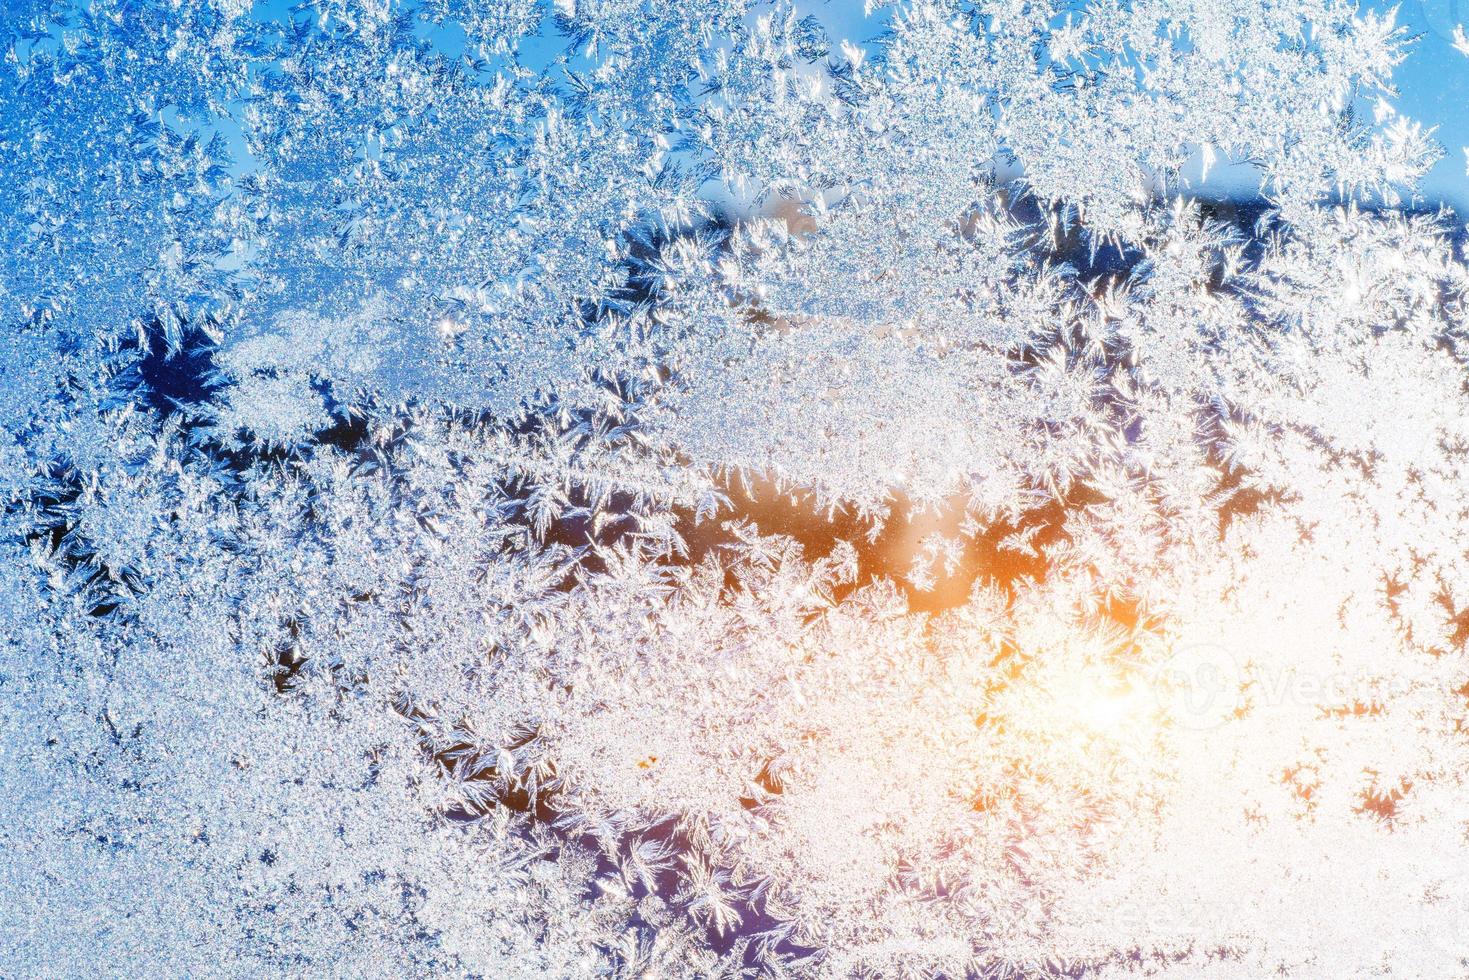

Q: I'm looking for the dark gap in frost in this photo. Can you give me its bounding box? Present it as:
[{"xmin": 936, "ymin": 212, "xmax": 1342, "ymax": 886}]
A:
[{"xmin": 136, "ymin": 318, "xmax": 225, "ymax": 413}]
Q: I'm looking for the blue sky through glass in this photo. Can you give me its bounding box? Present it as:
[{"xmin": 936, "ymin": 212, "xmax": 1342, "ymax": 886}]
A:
[
  {"xmin": 1386, "ymin": 0, "xmax": 1469, "ymax": 209},
  {"xmin": 166, "ymin": 0, "xmax": 1469, "ymax": 215},
  {"xmin": 808, "ymin": 0, "xmax": 1469, "ymax": 212},
  {"xmin": 822, "ymin": 0, "xmax": 1469, "ymax": 211}
]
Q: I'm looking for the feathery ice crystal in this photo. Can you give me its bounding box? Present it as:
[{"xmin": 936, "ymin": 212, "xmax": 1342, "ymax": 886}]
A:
[{"xmin": 3, "ymin": 1, "xmax": 1469, "ymax": 976}]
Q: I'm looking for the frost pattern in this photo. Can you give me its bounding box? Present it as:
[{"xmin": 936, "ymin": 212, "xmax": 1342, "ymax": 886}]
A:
[{"xmin": 3, "ymin": 1, "xmax": 1469, "ymax": 977}]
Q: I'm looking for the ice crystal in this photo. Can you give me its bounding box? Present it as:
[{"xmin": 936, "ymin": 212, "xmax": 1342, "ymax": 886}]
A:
[{"xmin": 3, "ymin": 0, "xmax": 1469, "ymax": 977}]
